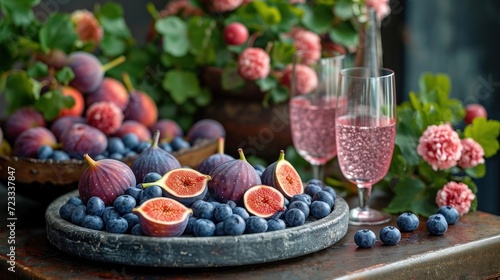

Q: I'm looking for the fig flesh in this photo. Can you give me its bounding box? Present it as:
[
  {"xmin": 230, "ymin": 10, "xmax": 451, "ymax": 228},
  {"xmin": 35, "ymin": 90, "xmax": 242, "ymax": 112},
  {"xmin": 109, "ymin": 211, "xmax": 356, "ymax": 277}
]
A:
[
  {"xmin": 133, "ymin": 197, "xmax": 192, "ymax": 237},
  {"xmin": 208, "ymin": 148, "xmax": 261, "ymax": 203},
  {"xmin": 261, "ymin": 150, "xmax": 303, "ymax": 199},
  {"xmin": 243, "ymin": 185, "xmax": 285, "ymax": 218},
  {"xmin": 142, "ymin": 168, "xmax": 210, "ymax": 206},
  {"xmin": 79, "ymin": 154, "xmax": 136, "ymax": 205},
  {"xmin": 196, "ymin": 137, "xmax": 234, "ymax": 175}
]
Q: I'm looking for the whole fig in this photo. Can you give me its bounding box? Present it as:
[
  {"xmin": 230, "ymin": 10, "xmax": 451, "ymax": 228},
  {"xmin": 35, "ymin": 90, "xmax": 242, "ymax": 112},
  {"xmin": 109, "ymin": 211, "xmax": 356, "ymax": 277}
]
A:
[
  {"xmin": 79, "ymin": 154, "xmax": 136, "ymax": 205},
  {"xmin": 196, "ymin": 137, "xmax": 234, "ymax": 175}
]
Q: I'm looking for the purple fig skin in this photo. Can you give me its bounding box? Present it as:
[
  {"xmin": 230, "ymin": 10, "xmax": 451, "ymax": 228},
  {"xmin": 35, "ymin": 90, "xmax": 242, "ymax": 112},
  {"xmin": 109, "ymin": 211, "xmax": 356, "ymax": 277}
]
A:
[
  {"xmin": 261, "ymin": 150, "xmax": 303, "ymax": 199},
  {"xmin": 196, "ymin": 137, "xmax": 234, "ymax": 175},
  {"xmin": 50, "ymin": 116, "xmax": 86, "ymax": 141},
  {"xmin": 150, "ymin": 119, "xmax": 183, "ymax": 143},
  {"xmin": 5, "ymin": 107, "xmax": 46, "ymax": 142},
  {"xmin": 187, "ymin": 119, "xmax": 226, "ymax": 145},
  {"xmin": 67, "ymin": 52, "xmax": 104, "ymax": 93},
  {"xmin": 79, "ymin": 154, "xmax": 136, "ymax": 205},
  {"xmin": 208, "ymin": 148, "xmax": 261, "ymax": 204},
  {"xmin": 61, "ymin": 123, "xmax": 108, "ymax": 159},
  {"xmin": 86, "ymin": 77, "xmax": 129, "ymax": 110},
  {"xmin": 14, "ymin": 127, "xmax": 57, "ymax": 158},
  {"xmin": 131, "ymin": 130, "xmax": 181, "ymax": 182},
  {"xmin": 133, "ymin": 197, "xmax": 192, "ymax": 237}
]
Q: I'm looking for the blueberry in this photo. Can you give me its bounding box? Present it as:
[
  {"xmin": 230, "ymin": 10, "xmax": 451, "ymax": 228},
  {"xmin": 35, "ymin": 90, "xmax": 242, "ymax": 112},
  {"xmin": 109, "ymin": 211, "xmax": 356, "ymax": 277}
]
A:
[
  {"xmin": 107, "ymin": 137, "xmax": 126, "ymax": 155},
  {"xmin": 396, "ymin": 212, "xmax": 419, "ymax": 232},
  {"xmin": 70, "ymin": 205, "xmax": 87, "ymax": 225},
  {"xmin": 312, "ymin": 191, "xmax": 335, "ymax": 208},
  {"xmin": 170, "ymin": 136, "xmax": 190, "ymax": 151},
  {"xmin": 310, "ymin": 201, "xmax": 331, "ymax": 219},
  {"xmin": 307, "ymin": 179, "xmax": 323, "ymax": 187},
  {"xmin": 66, "ymin": 196, "xmax": 83, "ymax": 206},
  {"xmin": 305, "ymin": 184, "xmax": 323, "ymax": 197},
  {"xmin": 209, "ymin": 201, "xmax": 221, "ymax": 208},
  {"xmin": 191, "ymin": 199, "xmax": 205, "ymax": 210},
  {"xmin": 290, "ymin": 193, "xmax": 312, "ymax": 206},
  {"xmin": 59, "ymin": 203, "xmax": 77, "ymax": 221},
  {"xmin": 125, "ymin": 187, "xmax": 143, "ymax": 202},
  {"xmin": 122, "ymin": 133, "xmax": 140, "ymax": 149},
  {"xmin": 86, "ymin": 196, "xmax": 106, "ymax": 216},
  {"xmin": 124, "ymin": 150, "xmax": 137, "ymax": 158},
  {"xmin": 131, "ymin": 224, "xmax": 143, "ymax": 235},
  {"xmin": 193, "ymin": 219, "xmax": 216, "ymax": 237},
  {"xmin": 102, "ymin": 207, "xmax": 120, "ymax": 224},
  {"xmin": 245, "ymin": 216, "xmax": 268, "ymax": 233},
  {"xmin": 223, "ymin": 214, "xmax": 246, "ymax": 235},
  {"xmin": 81, "ymin": 215, "xmax": 104, "ymax": 231},
  {"xmin": 253, "ymin": 164, "xmax": 266, "ymax": 173},
  {"xmin": 38, "ymin": 145, "xmax": 53, "ymax": 160},
  {"xmin": 113, "ymin": 195, "xmax": 137, "ymax": 215},
  {"xmin": 436, "ymin": 206, "xmax": 460, "ymax": 225},
  {"xmin": 94, "ymin": 154, "xmax": 106, "ymax": 160},
  {"xmin": 193, "ymin": 201, "xmax": 215, "ymax": 220},
  {"xmin": 184, "ymin": 217, "xmax": 197, "ymax": 234},
  {"xmin": 288, "ymin": 201, "xmax": 310, "ymax": 218},
  {"xmin": 50, "ymin": 150, "xmax": 70, "ymax": 161},
  {"xmin": 354, "ymin": 229, "xmax": 376, "ymax": 248},
  {"xmin": 159, "ymin": 142, "xmax": 173, "ymax": 153},
  {"xmin": 109, "ymin": 153, "xmax": 123, "ymax": 160},
  {"xmin": 322, "ymin": 186, "xmax": 337, "ymax": 200},
  {"xmin": 122, "ymin": 213, "xmax": 139, "ymax": 231},
  {"xmin": 226, "ymin": 200, "xmax": 237, "ymax": 209},
  {"xmin": 214, "ymin": 204, "xmax": 233, "ymax": 223},
  {"xmin": 232, "ymin": 207, "xmax": 249, "ymax": 220},
  {"xmin": 106, "ymin": 217, "xmax": 129, "ymax": 234},
  {"xmin": 267, "ymin": 218, "xmax": 286, "ymax": 232},
  {"xmin": 379, "ymin": 226, "xmax": 401, "ymax": 246},
  {"xmin": 284, "ymin": 208, "xmax": 306, "ymax": 227},
  {"xmin": 426, "ymin": 214, "xmax": 448, "ymax": 236},
  {"xmin": 142, "ymin": 172, "xmax": 162, "ymax": 183},
  {"xmin": 215, "ymin": 222, "xmax": 225, "ymax": 236},
  {"xmin": 135, "ymin": 141, "xmax": 151, "ymax": 153},
  {"xmin": 141, "ymin": 185, "xmax": 163, "ymax": 200},
  {"xmin": 283, "ymin": 197, "xmax": 290, "ymax": 207}
]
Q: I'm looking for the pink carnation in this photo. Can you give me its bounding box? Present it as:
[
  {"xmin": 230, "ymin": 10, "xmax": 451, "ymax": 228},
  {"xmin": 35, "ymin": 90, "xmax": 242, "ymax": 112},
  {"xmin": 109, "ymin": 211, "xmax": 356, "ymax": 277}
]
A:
[
  {"xmin": 417, "ymin": 124, "xmax": 463, "ymax": 171},
  {"xmin": 436, "ymin": 181, "xmax": 476, "ymax": 216},
  {"xmin": 293, "ymin": 30, "xmax": 321, "ymax": 65},
  {"xmin": 237, "ymin": 48, "xmax": 270, "ymax": 80},
  {"xmin": 209, "ymin": 0, "xmax": 243, "ymax": 12},
  {"xmin": 160, "ymin": 0, "xmax": 204, "ymax": 17},
  {"xmin": 280, "ymin": 64, "xmax": 318, "ymax": 95},
  {"xmin": 366, "ymin": 0, "xmax": 391, "ymax": 21},
  {"xmin": 71, "ymin": 10, "xmax": 103, "ymax": 46},
  {"xmin": 457, "ymin": 138, "xmax": 485, "ymax": 169}
]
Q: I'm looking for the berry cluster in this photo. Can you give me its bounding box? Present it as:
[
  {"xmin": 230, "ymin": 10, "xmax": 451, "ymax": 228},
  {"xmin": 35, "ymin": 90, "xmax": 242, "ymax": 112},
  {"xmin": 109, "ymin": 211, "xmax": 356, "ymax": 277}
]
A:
[{"xmin": 354, "ymin": 206, "xmax": 461, "ymax": 248}]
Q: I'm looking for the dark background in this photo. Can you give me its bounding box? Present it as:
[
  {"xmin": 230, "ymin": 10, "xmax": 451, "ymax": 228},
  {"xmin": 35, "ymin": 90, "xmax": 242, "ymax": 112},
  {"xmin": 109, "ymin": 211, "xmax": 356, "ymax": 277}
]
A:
[{"xmin": 1, "ymin": 0, "xmax": 499, "ymax": 215}]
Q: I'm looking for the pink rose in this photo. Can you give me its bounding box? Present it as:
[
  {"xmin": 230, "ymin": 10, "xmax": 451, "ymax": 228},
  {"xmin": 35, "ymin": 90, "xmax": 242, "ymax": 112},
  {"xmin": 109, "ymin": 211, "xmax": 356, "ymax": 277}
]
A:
[
  {"xmin": 293, "ymin": 30, "xmax": 321, "ymax": 65},
  {"xmin": 366, "ymin": 0, "xmax": 391, "ymax": 21},
  {"xmin": 209, "ymin": 0, "xmax": 243, "ymax": 13},
  {"xmin": 280, "ymin": 64, "xmax": 318, "ymax": 95},
  {"xmin": 417, "ymin": 124, "xmax": 463, "ymax": 171},
  {"xmin": 237, "ymin": 48, "xmax": 270, "ymax": 80},
  {"xmin": 436, "ymin": 181, "xmax": 476, "ymax": 216},
  {"xmin": 457, "ymin": 138, "xmax": 485, "ymax": 169}
]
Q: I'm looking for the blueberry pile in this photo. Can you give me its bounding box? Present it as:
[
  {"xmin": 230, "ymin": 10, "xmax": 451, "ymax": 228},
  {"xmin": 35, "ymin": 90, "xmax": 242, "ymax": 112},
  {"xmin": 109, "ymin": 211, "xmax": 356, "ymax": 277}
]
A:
[
  {"xmin": 354, "ymin": 206, "xmax": 461, "ymax": 248},
  {"xmin": 38, "ymin": 133, "xmax": 190, "ymax": 161},
  {"xmin": 59, "ymin": 177, "xmax": 337, "ymax": 237}
]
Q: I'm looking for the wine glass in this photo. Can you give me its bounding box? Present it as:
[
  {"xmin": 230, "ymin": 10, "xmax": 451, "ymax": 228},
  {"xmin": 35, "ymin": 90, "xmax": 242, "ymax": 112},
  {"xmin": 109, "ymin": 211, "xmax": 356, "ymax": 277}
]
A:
[
  {"xmin": 335, "ymin": 67, "xmax": 396, "ymax": 225},
  {"xmin": 289, "ymin": 51, "xmax": 344, "ymax": 183}
]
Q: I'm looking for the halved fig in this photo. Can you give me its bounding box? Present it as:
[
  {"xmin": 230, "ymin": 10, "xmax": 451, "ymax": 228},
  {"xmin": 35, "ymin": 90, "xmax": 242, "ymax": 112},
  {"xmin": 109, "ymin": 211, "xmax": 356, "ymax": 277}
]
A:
[
  {"xmin": 243, "ymin": 185, "xmax": 285, "ymax": 218},
  {"xmin": 142, "ymin": 168, "xmax": 210, "ymax": 206},
  {"xmin": 261, "ymin": 150, "xmax": 304, "ymax": 199},
  {"xmin": 132, "ymin": 197, "xmax": 192, "ymax": 237}
]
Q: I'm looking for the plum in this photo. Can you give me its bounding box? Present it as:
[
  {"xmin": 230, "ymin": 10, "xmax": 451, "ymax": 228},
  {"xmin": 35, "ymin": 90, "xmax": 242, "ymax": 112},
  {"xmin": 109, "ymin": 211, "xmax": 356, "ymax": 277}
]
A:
[
  {"xmin": 61, "ymin": 123, "xmax": 108, "ymax": 159},
  {"xmin": 50, "ymin": 116, "xmax": 86, "ymax": 141},
  {"xmin": 5, "ymin": 107, "xmax": 46, "ymax": 142},
  {"xmin": 86, "ymin": 77, "xmax": 129, "ymax": 110},
  {"xmin": 150, "ymin": 119, "xmax": 183, "ymax": 143},
  {"xmin": 57, "ymin": 86, "xmax": 85, "ymax": 118},
  {"xmin": 124, "ymin": 90, "xmax": 158, "ymax": 128},
  {"xmin": 14, "ymin": 127, "xmax": 57, "ymax": 158},
  {"xmin": 114, "ymin": 120, "xmax": 152, "ymax": 142},
  {"xmin": 224, "ymin": 22, "xmax": 248, "ymax": 46},
  {"xmin": 187, "ymin": 119, "xmax": 226, "ymax": 145},
  {"xmin": 464, "ymin": 103, "xmax": 487, "ymax": 124}
]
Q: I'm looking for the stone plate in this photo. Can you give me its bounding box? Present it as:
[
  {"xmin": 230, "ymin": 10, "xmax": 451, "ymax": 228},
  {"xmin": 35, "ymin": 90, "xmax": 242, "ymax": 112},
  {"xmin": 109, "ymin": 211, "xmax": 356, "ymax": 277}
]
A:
[{"xmin": 46, "ymin": 190, "xmax": 349, "ymax": 268}]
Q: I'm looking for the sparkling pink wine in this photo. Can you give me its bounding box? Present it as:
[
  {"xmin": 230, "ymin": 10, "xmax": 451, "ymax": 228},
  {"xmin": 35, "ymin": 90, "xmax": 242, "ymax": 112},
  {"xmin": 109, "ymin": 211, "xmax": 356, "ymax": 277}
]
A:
[
  {"xmin": 289, "ymin": 96, "xmax": 338, "ymax": 165},
  {"xmin": 335, "ymin": 116, "xmax": 396, "ymax": 186}
]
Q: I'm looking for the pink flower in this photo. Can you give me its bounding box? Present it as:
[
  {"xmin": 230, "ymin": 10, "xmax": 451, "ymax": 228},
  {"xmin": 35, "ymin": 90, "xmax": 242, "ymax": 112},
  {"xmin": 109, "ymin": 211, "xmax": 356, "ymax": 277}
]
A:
[
  {"xmin": 280, "ymin": 64, "xmax": 318, "ymax": 95},
  {"xmin": 160, "ymin": 0, "xmax": 204, "ymax": 17},
  {"xmin": 366, "ymin": 0, "xmax": 391, "ymax": 21},
  {"xmin": 209, "ymin": 0, "xmax": 243, "ymax": 13},
  {"xmin": 436, "ymin": 181, "xmax": 476, "ymax": 216},
  {"xmin": 417, "ymin": 124, "xmax": 463, "ymax": 171},
  {"xmin": 293, "ymin": 30, "xmax": 321, "ymax": 65},
  {"xmin": 237, "ymin": 48, "xmax": 270, "ymax": 80},
  {"xmin": 71, "ymin": 10, "xmax": 103, "ymax": 46},
  {"xmin": 457, "ymin": 138, "xmax": 485, "ymax": 169}
]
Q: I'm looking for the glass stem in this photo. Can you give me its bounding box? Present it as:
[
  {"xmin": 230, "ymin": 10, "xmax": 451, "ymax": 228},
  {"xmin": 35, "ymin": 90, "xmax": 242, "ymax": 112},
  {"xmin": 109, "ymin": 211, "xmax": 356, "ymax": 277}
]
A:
[
  {"xmin": 357, "ymin": 185, "xmax": 372, "ymax": 211},
  {"xmin": 311, "ymin": 164, "xmax": 325, "ymax": 183}
]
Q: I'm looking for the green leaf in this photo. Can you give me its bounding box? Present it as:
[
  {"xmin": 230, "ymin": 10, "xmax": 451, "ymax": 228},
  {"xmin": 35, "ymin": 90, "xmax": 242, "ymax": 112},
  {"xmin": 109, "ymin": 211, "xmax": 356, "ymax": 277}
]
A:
[
  {"xmin": 100, "ymin": 33, "xmax": 127, "ymax": 57},
  {"xmin": 34, "ymin": 89, "xmax": 74, "ymax": 121},
  {"xmin": 0, "ymin": 0, "xmax": 40, "ymax": 26},
  {"xmin": 4, "ymin": 72, "xmax": 41, "ymax": 114},
  {"xmin": 155, "ymin": 17, "xmax": 189, "ymax": 57},
  {"xmin": 461, "ymin": 176, "xmax": 478, "ymax": 212},
  {"xmin": 252, "ymin": 1, "xmax": 282, "ymax": 25},
  {"xmin": 162, "ymin": 70, "xmax": 200, "ymax": 104},
  {"xmin": 187, "ymin": 17, "xmax": 217, "ymax": 64},
  {"xmin": 329, "ymin": 21, "xmax": 358, "ymax": 48},
  {"xmin": 221, "ymin": 66, "xmax": 245, "ymax": 91},
  {"xmin": 395, "ymin": 108, "xmax": 421, "ymax": 165},
  {"xmin": 255, "ymin": 76, "xmax": 277, "ymax": 93},
  {"xmin": 97, "ymin": 2, "xmax": 132, "ymax": 39},
  {"xmin": 465, "ymin": 164, "xmax": 486, "ymax": 179},
  {"xmin": 301, "ymin": 4, "xmax": 333, "ymax": 34},
  {"xmin": 194, "ymin": 87, "xmax": 211, "ymax": 107},
  {"xmin": 271, "ymin": 41, "xmax": 295, "ymax": 68},
  {"xmin": 418, "ymin": 72, "xmax": 451, "ymax": 97},
  {"xmin": 333, "ymin": 0, "xmax": 354, "ymax": 20},
  {"xmin": 160, "ymin": 52, "xmax": 197, "ymax": 70},
  {"xmin": 55, "ymin": 66, "xmax": 75, "ymax": 85},
  {"xmin": 39, "ymin": 13, "xmax": 78, "ymax": 53},
  {"xmin": 384, "ymin": 177, "xmax": 437, "ymax": 217},
  {"xmin": 463, "ymin": 118, "xmax": 500, "ymax": 158},
  {"xmin": 269, "ymin": 84, "xmax": 289, "ymax": 104},
  {"xmin": 27, "ymin": 61, "xmax": 48, "ymax": 78},
  {"xmin": 273, "ymin": 1, "xmax": 300, "ymax": 32}
]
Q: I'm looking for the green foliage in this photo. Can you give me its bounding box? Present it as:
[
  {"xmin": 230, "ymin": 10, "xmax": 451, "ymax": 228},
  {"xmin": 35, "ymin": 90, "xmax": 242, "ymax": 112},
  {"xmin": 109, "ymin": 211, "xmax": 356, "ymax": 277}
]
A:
[{"xmin": 39, "ymin": 13, "xmax": 78, "ymax": 53}]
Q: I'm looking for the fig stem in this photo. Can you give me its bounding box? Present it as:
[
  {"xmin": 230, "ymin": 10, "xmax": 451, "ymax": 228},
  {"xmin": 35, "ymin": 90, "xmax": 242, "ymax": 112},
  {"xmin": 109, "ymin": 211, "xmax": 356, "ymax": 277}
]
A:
[
  {"xmin": 217, "ymin": 137, "xmax": 225, "ymax": 154},
  {"xmin": 141, "ymin": 182, "xmax": 156, "ymax": 189},
  {"xmin": 278, "ymin": 150, "xmax": 285, "ymax": 161},
  {"xmin": 146, "ymin": 2, "xmax": 160, "ymax": 21},
  {"xmin": 122, "ymin": 72, "xmax": 135, "ymax": 93},
  {"xmin": 83, "ymin": 154, "xmax": 97, "ymax": 167},
  {"xmin": 151, "ymin": 130, "xmax": 160, "ymax": 148},
  {"xmin": 237, "ymin": 148, "xmax": 247, "ymax": 162},
  {"xmin": 101, "ymin": 55, "xmax": 126, "ymax": 73}
]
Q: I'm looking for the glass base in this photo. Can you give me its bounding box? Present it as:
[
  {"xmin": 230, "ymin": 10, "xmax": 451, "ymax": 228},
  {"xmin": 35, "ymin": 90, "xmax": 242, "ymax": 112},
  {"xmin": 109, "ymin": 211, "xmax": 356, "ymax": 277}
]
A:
[{"xmin": 348, "ymin": 207, "xmax": 391, "ymax": 226}]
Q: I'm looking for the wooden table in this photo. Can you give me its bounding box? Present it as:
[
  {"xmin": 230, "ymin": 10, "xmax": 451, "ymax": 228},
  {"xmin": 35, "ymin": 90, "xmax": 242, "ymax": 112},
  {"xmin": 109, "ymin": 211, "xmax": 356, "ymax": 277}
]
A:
[{"xmin": 1, "ymin": 186, "xmax": 499, "ymax": 279}]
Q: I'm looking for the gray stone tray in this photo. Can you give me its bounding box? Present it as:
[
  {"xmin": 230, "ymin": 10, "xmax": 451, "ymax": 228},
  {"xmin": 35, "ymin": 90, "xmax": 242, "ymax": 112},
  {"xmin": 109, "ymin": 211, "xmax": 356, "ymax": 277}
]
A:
[{"xmin": 46, "ymin": 190, "xmax": 349, "ymax": 268}]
